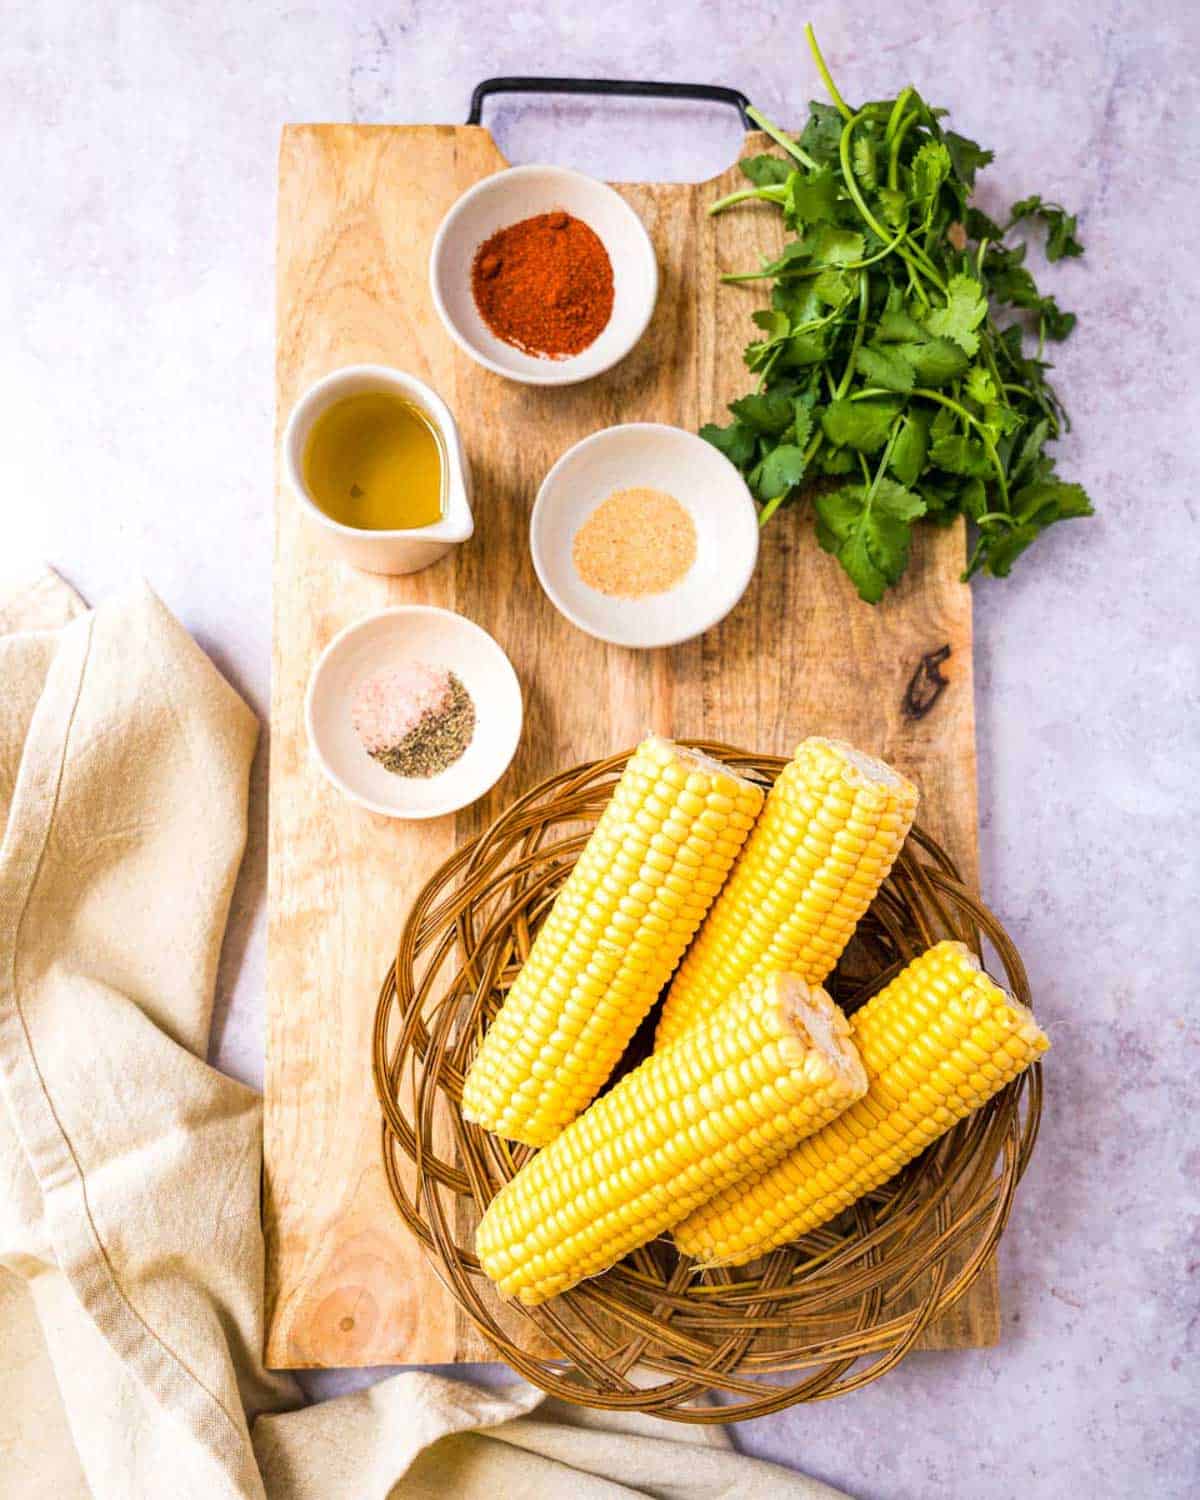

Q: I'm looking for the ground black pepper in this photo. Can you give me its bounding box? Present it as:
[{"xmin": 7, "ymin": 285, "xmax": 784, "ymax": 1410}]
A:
[{"xmin": 371, "ymin": 673, "xmax": 475, "ymax": 778}]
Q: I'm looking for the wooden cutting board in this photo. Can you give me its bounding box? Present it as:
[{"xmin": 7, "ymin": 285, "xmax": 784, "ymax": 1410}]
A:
[{"xmin": 264, "ymin": 123, "xmax": 991, "ymax": 1369}]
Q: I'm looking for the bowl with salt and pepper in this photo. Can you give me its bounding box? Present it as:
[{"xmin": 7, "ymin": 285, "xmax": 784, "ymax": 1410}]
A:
[
  {"xmin": 304, "ymin": 606, "xmax": 523, "ymax": 820},
  {"xmin": 429, "ymin": 164, "xmax": 658, "ymax": 385}
]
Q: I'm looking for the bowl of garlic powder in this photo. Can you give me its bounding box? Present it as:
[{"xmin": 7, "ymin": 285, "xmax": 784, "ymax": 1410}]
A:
[{"xmin": 530, "ymin": 423, "xmax": 759, "ymax": 648}]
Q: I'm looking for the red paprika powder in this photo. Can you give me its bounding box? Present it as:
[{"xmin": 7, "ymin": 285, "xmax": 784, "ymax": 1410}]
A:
[{"xmin": 471, "ymin": 210, "xmax": 614, "ymax": 358}]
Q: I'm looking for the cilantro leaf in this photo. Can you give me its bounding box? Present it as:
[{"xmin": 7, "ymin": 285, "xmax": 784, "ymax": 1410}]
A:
[
  {"xmin": 740, "ymin": 154, "xmax": 792, "ymax": 187},
  {"xmin": 747, "ymin": 239, "xmax": 817, "ymax": 279},
  {"xmin": 814, "ymin": 478, "xmax": 927, "ymax": 602},
  {"xmin": 877, "ymin": 186, "xmax": 908, "ymax": 227},
  {"xmin": 809, "ymin": 225, "xmax": 866, "ymax": 266},
  {"xmin": 818, "ymin": 443, "xmax": 857, "ymax": 475},
  {"xmin": 965, "ymin": 206, "xmax": 1004, "ymax": 241},
  {"xmin": 875, "ymin": 306, "xmax": 927, "ymax": 343},
  {"xmin": 911, "ymin": 140, "xmax": 951, "ymax": 216},
  {"xmin": 977, "ymin": 522, "xmax": 1041, "ymax": 577},
  {"xmin": 772, "ymin": 280, "xmax": 825, "ymax": 322},
  {"xmin": 821, "ymin": 398, "xmax": 902, "ymax": 452},
  {"xmin": 924, "ymin": 273, "xmax": 988, "ymax": 355},
  {"xmin": 729, "ymin": 391, "xmax": 795, "ymax": 434},
  {"xmin": 943, "ymin": 130, "xmax": 994, "ymax": 188},
  {"xmin": 1009, "ymin": 417, "xmax": 1051, "ymax": 486},
  {"xmin": 780, "ymin": 329, "xmax": 829, "ymax": 367},
  {"xmin": 799, "ymin": 101, "xmax": 845, "ymax": 166},
  {"xmin": 791, "ymin": 403, "xmax": 814, "ymax": 450},
  {"xmin": 920, "ymin": 473, "xmax": 974, "ymax": 523},
  {"xmin": 1013, "ymin": 477, "xmax": 1094, "ymax": 525},
  {"xmin": 907, "ymin": 337, "xmax": 969, "ymax": 386},
  {"xmin": 964, "ymin": 366, "xmax": 997, "ymax": 405},
  {"xmin": 984, "ymin": 258, "xmax": 1077, "ymax": 341},
  {"xmin": 1039, "ymin": 302, "xmax": 1077, "ymax": 341},
  {"xmin": 929, "ymin": 432, "xmax": 995, "ymax": 478},
  {"xmin": 889, "ymin": 409, "xmax": 931, "ymax": 486},
  {"xmin": 700, "ymin": 420, "xmax": 757, "ymax": 468},
  {"xmin": 856, "ymin": 343, "xmax": 916, "ymax": 393},
  {"xmin": 758, "ymin": 443, "xmax": 810, "ymax": 500},
  {"xmin": 811, "ymin": 268, "xmax": 856, "ymax": 307},
  {"xmin": 973, "ymin": 482, "xmax": 1095, "ymax": 580},
  {"xmin": 957, "ymin": 476, "xmax": 988, "ymax": 520},
  {"xmin": 1009, "ymin": 195, "xmax": 1084, "ymax": 260},
  {"xmin": 852, "ymin": 131, "xmax": 880, "ymax": 190},
  {"xmin": 752, "ymin": 308, "xmax": 791, "ymax": 341},
  {"xmin": 981, "ymin": 402, "xmax": 1023, "ymax": 438},
  {"xmin": 786, "ymin": 168, "xmax": 840, "ymax": 227}
]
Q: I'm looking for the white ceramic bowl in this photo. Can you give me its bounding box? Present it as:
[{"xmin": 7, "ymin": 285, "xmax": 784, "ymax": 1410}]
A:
[
  {"xmin": 283, "ymin": 365, "xmax": 473, "ymax": 575},
  {"xmin": 305, "ymin": 606, "xmax": 522, "ymax": 819},
  {"xmin": 530, "ymin": 423, "xmax": 760, "ymax": 649},
  {"xmin": 429, "ymin": 164, "xmax": 658, "ymax": 386}
]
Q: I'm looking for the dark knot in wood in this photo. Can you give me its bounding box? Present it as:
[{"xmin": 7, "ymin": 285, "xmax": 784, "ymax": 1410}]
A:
[{"xmin": 904, "ymin": 645, "xmax": 952, "ymax": 720}]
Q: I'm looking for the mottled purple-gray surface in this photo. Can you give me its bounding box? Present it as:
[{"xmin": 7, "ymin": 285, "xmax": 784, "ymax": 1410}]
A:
[{"xmin": 3, "ymin": 4, "xmax": 1196, "ymax": 1496}]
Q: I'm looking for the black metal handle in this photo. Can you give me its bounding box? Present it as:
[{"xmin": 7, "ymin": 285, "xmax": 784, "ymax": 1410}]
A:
[{"xmin": 467, "ymin": 77, "xmax": 752, "ymax": 132}]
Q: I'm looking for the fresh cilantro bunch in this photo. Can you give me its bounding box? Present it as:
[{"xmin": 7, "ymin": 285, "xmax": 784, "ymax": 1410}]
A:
[{"xmin": 701, "ymin": 24, "xmax": 1092, "ymax": 603}]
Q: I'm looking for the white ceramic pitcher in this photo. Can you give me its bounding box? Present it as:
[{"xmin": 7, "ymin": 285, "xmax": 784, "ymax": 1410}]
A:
[{"xmin": 283, "ymin": 364, "xmax": 473, "ymax": 575}]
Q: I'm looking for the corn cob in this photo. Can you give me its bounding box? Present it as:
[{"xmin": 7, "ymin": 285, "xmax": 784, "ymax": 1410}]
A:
[
  {"xmin": 462, "ymin": 738, "xmax": 764, "ymax": 1147},
  {"xmin": 475, "ymin": 971, "xmax": 867, "ymax": 1305},
  {"xmin": 674, "ymin": 941, "xmax": 1049, "ymax": 1266},
  {"xmin": 654, "ymin": 737, "xmax": 918, "ymax": 1050}
]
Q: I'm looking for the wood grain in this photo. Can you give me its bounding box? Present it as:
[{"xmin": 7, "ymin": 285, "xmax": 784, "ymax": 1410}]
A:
[{"xmin": 265, "ymin": 124, "xmax": 993, "ymax": 1368}]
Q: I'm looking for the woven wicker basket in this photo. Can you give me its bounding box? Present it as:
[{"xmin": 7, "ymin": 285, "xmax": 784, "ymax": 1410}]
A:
[{"xmin": 372, "ymin": 743, "xmax": 1043, "ymax": 1419}]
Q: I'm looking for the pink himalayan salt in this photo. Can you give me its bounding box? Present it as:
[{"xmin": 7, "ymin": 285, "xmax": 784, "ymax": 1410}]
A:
[{"xmin": 351, "ymin": 662, "xmax": 452, "ymax": 756}]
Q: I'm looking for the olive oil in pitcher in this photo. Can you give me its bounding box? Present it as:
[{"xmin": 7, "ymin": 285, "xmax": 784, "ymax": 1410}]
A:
[{"xmin": 303, "ymin": 391, "xmax": 444, "ymax": 530}]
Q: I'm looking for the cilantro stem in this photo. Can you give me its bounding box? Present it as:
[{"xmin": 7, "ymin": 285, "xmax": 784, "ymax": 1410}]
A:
[
  {"xmin": 836, "ymin": 274, "xmax": 870, "ymax": 398},
  {"xmin": 838, "ymin": 117, "xmax": 891, "ymax": 239},
  {"xmin": 978, "ymin": 329, "xmax": 1007, "ymax": 405},
  {"xmin": 755, "ymin": 343, "xmax": 784, "ymax": 392},
  {"xmin": 867, "ymin": 422, "xmax": 902, "ymax": 502},
  {"xmin": 975, "ymin": 511, "xmax": 1015, "ymax": 528},
  {"xmin": 906, "ymin": 260, "xmax": 930, "ymax": 309},
  {"xmin": 837, "ymin": 422, "xmax": 901, "ymax": 557},
  {"xmin": 721, "ymin": 267, "xmax": 791, "ymax": 284},
  {"xmin": 848, "ymin": 225, "xmax": 910, "ymax": 268},
  {"xmin": 709, "ymin": 184, "xmax": 788, "ymax": 215},
  {"xmin": 758, "ymin": 492, "xmax": 787, "ymax": 526},
  {"xmin": 887, "ymin": 111, "xmax": 919, "ymax": 191},
  {"xmin": 839, "ymin": 111, "xmax": 948, "ymax": 294},
  {"xmin": 806, "ymin": 24, "xmax": 853, "ymax": 123},
  {"xmin": 745, "ymin": 105, "xmax": 820, "ymax": 171},
  {"xmin": 964, "ymin": 532, "xmax": 988, "ymax": 578},
  {"xmin": 884, "ymin": 88, "xmax": 913, "ymax": 144}
]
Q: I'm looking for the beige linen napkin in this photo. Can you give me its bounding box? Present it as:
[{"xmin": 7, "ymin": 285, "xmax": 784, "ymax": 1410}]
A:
[{"xmin": 0, "ymin": 569, "xmax": 849, "ymax": 1500}]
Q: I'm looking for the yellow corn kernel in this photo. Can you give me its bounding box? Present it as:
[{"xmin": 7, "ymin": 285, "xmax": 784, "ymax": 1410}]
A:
[
  {"xmin": 475, "ymin": 972, "xmax": 867, "ymax": 1304},
  {"xmin": 655, "ymin": 738, "xmax": 918, "ymax": 1049},
  {"xmin": 461, "ymin": 738, "xmax": 764, "ymax": 1146},
  {"xmin": 674, "ymin": 941, "xmax": 1049, "ymax": 1266}
]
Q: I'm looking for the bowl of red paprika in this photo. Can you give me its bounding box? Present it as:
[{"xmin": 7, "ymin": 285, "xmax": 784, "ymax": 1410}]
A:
[{"xmin": 429, "ymin": 164, "xmax": 658, "ymax": 386}]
